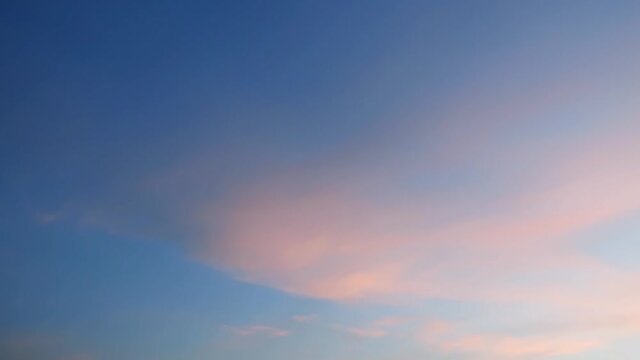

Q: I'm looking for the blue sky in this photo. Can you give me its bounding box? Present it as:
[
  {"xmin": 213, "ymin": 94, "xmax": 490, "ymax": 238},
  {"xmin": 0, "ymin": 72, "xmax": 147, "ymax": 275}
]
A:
[{"xmin": 2, "ymin": 1, "xmax": 640, "ymax": 359}]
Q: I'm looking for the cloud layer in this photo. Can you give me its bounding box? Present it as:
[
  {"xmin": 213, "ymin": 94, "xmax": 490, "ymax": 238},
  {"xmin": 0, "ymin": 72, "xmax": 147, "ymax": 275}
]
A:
[{"xmin": 58, "ymin": 32, "xmax": 640, "ymax": 359}]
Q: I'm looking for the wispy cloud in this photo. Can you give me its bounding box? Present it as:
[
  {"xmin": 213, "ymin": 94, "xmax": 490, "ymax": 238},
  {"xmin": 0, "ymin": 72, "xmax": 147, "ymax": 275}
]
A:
[
  {"xmin": 334, "ymin": 324, "xmax": 387, "ymax": 339},
  {"xmin": 437, "ymin": 334, "xmax": 600, "ymax": 359},
  {"xmin": 333, "ymin": 316, "xmax": 409, "ymax": 339},
  {"xmin": 223, "ymin": 325, "xmax": 290, "ymax": 337},
  {"xmin": 291, "ymin": 314, "xmax": 318, "ymax": 323}
]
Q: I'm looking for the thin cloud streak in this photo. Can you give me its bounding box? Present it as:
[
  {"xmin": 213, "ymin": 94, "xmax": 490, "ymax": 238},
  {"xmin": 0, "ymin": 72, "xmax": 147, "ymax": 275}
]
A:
[
  {"xmin": 222, "ymin": 325, "xmax": 290, "ymax": 338},
  {"xmin": 291, "ymin": 314, "xmax": 319, "ymax": 323}
]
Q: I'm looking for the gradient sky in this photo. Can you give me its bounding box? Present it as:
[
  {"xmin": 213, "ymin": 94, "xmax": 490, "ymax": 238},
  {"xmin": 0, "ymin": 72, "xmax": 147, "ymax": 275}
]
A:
[{"xmin": 2, "ymin": 1, "xmax": 640, "ymax": 359}]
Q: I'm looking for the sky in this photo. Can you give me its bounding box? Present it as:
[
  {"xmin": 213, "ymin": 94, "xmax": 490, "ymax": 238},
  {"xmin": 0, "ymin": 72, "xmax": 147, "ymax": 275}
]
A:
[{"xmin": 1, "ymin": 1, "xmax": 640, "ymax": 359}]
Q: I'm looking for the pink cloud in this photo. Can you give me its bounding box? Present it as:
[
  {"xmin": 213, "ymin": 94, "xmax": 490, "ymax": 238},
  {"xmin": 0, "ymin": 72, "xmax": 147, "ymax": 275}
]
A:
[
  {"xmin": 416, "ymin": 320, "xmax": 606, "ymax": 359},
  {"xmin": 438, "ymin": 334, "xmax": 601, "ymax": 359},
  {"xmin": 191, "ymin": 84, "xmax": 640, "ymax": 357},
  {"xmin": 417, "ymin": 321, "xmax": 456, "ymax": 342},
  {"xmin": 200, "ymin": 110, "xmax": 640, "ymax": 300}
]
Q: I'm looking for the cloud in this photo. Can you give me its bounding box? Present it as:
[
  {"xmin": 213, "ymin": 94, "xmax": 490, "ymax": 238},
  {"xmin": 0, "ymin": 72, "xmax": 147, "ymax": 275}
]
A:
[
  {"xmin": 334, "ymin": 324, "xmax": 387, "ymax": 339},
  {"xmin": 415, "ymin": 320, "xmax": 605, "ymax": 359},
  {"xmin": 223, "ymin": 325, "xmax": 290, "ymax": 338},
  {"xmin": 65, "ymin": 36, "xmax": 640, "ymax": 358},
  {"xmin": 372, "ymin": 317, "xmax": 408, "ymax": 328},
  {"xmin": 34, "ymin": 211, "xmax": 62, "ymax": 225},
  {"xmin": 333, "ymin": 316, "xmax": 409, "ymax": 339},
  {"xmin": 203, "ymin": 121, "xmax": 640, "ymax": 303},
  {"xmin": 194, "ymin": 87, "xmax": 640, "ymax": 357},
  {"xmin": 414, "ymin": 302, "xmax": 640, "ymax": 359},
  {"xmin": 417, "ymin": 321, "xmax": 456, "ymax": 342},
  {"xmin": 437, "ymin": 334, "xmax": 600, "ymax": 359},
  {"xmin": 291, "ymin": 314, "xmax": 318, "ymax": 323},
  {"xmin": 68, "ymin": 28, "xmax": 640, "ymax": 307}
]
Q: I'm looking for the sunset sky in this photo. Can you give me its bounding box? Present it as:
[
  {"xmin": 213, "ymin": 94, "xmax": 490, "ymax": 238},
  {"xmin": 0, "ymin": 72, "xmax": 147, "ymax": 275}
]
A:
[{"xmin": 2, "ymin": 1, "xmax": 640, "ymax": 359}]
